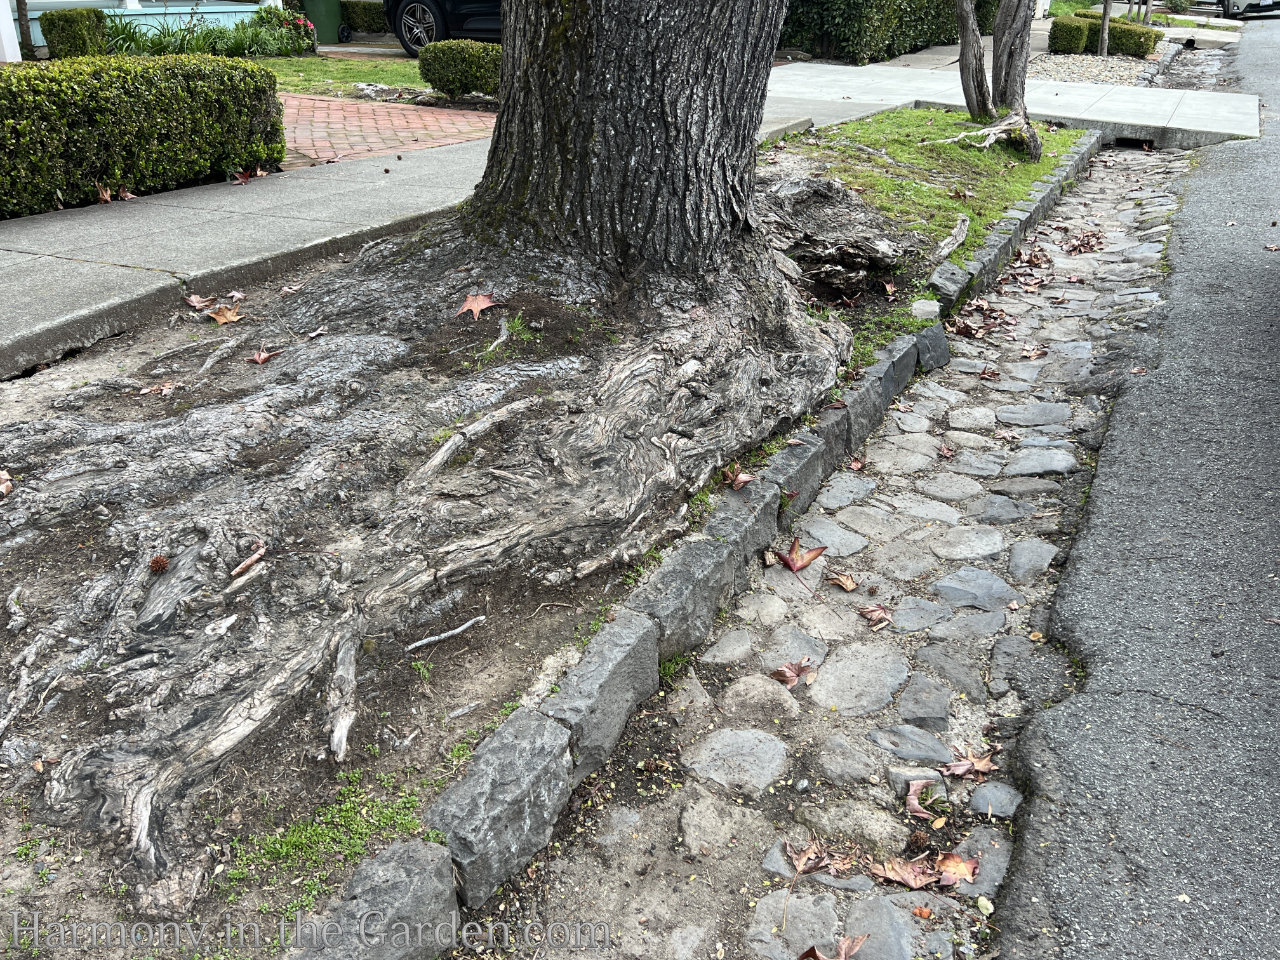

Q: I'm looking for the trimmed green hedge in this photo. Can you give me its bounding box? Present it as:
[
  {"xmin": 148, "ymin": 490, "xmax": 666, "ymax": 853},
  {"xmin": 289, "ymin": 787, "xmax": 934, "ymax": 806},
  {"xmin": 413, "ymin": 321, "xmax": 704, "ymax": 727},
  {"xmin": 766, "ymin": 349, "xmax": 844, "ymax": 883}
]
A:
[
  {"xmin": 780, "ymin": 0, "xmax": 997, "ymax": 64},
  {"xmin": 341, "ymin": 0, "xmax": 389, "ymax": 33},
  {"xmin": 39, "ymin": 8, "xmax": 108, "ymax": 58},
  {"xmin": 1086, "ymin": 17, "xmax": 1164, "ymax": 56},
  {"xmin": 418, "ymin": 39, "xmax": 500, "ymax": 98},
  {"xmin": 1, "ymin": 55, "xmax": 286, "ymax": 219},
  {"xmin": 1048, "ymin": 15, "xmax": 1089, "ymax": 54}
]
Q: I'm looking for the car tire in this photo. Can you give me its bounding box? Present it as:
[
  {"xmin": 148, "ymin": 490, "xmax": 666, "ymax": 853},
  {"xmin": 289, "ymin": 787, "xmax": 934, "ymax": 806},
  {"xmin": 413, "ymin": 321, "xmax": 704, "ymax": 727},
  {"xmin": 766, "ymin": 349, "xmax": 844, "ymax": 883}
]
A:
[{"xmin": 394, "ymin": 0, "xmax": 447, "ymax": 57}]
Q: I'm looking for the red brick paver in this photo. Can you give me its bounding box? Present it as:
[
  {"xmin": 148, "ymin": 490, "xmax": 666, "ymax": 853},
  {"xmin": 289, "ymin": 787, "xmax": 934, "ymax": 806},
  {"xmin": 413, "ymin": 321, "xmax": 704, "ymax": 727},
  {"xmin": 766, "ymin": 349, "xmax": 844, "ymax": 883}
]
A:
[{"xmin": 280, "ymin": 93, "xmax": 495, "ymax": 165}]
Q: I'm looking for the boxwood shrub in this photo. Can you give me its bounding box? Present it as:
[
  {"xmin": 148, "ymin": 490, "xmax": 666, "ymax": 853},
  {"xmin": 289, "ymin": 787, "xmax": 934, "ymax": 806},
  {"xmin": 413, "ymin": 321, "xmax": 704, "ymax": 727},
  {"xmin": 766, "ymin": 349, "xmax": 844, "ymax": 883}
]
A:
[
  {"xmin": 1048, "ymin": 15, "xmax": 1089, "ymax": 54},
  {"xmin": 1, "ymin": 55, "xmax": 286, "ymax": 220},
  {"xmin": 418, "ymin": 39, "xmax": 500, "ymax": 99},
  {"xmin": 1085, "ymin": 18, "xmax": 1164, "ymax": 56},
  {"xmin": 781, "ymin": 0, "xmax": 997, "ymax": 64},
  {"xmin": 39, "ymin": 8, "xmax": 108, "ymax": 58},
  {"xmin": 341, "ymin": 0, "xmax": 389, "ymax": 33}
]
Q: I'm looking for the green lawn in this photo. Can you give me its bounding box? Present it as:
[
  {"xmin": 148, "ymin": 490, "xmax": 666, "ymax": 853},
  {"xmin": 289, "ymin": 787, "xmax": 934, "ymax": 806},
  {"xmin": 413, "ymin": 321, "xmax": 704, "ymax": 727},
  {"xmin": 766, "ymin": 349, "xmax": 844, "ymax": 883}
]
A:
[
  {"xmin": 261, "ymin": 55, "xmax": 423, "ymax": 97},
  {"xmin": 801, "ymin": 108, "xmax": 1084, "ymax": 267},
  {"xmin": 1048, "ymin": 0, "xmax": 1097, "ymax": 16}
]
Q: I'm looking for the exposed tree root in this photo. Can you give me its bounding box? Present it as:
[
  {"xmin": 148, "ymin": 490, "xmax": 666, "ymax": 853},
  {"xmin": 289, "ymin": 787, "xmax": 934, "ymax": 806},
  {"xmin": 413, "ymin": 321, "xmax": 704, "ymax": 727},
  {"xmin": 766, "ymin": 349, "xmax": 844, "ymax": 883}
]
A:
[
  {"xmin": 0, "ymin": 171, "xmax": 902, "ymax": 914},
  {"xmin": 926, "ymin": 112, "xmax": 1043, "ymax": 162}
]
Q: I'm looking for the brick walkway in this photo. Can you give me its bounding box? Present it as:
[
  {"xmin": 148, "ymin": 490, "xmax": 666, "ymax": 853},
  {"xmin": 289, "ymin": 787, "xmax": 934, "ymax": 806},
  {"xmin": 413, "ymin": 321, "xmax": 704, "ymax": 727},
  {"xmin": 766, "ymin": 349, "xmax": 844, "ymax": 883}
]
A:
[{"xmin": 280, "ymin": 93, "xmax": 494, "ymax": 166}]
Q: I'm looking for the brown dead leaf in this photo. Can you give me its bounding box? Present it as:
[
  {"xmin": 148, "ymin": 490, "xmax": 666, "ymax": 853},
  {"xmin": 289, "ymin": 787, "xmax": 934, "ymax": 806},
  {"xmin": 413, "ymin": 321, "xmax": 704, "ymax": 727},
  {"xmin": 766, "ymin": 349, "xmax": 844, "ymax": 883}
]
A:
[
  {"xmin": 0, "ymin": 470, "xmax": 12, "ymax": 498},
  {"xmin": 231, "ymin": 171, "xmax": 252, "ymax": 186},
  {"xmin": 936, "ymin": 851, "xmax": 979, "ymax": 886},
  {"xmin": 978, "ymin": 367, "xmax": 1000, "ymax": 381},
  {"xmin": 95, "ymin": 182, "xmax": 112, "ymax": 204},
  {"xmin": 776, "ymin": 537, "xmax": 826, "ymax": 573},
  {"xmin": 848, "ymin": 457, "xmax": 865, "ymax": 471},
  {"xmin": 117, "ymin": 186, "xmax": 137, "ymax": 201},
  {"xmin": 1129, "ymin": 367, "xmax": 1148, "ymax": 376},
  {"xmin": 912, "ymin": 906, "xmax": 933, "ymax": 920},
  {"xmin": 939, "ymin": 746, "xmax": 999, "ymax": 780},
  {"xmin": 785, "ymin": 839, "xmax": 831, "ymax": 878},
  {"xmin": 227, "ymin": 290, "xmax": 246, "ymax": 303},
  {"xmin": 858, "ymin": 604, "xmax": 893, "ymax": 631},
  {"xmin": 722, "ymin": 462, "xmax": 757, "ymax": 491},
  {"xmin": 281, "ymin": 284, "xmax": 303, "ymax": 296},
  {"xmin": 771, "ymin": 657, "xmax": 816, "ymax": 690},
  {"xmin": 905, "ymin": 779, "xmax": 936, "ymax": 820},
  {"xmin": 799, "ymin": 935, "xmax": 868, "ymax": 960},
  {"xmin": 138, "ymin": 381, "xmax": 181, "ymax": 397},
  {"xmin": 826, "ymin": 572, "xmax": 860, "ymax": 592},
  {"xmin": 183, "ymin": 293, "xmax": 217, "ymax": 311},
  {"xmin": 455, "ymin": 292, "xmax": 504, "ymax": 320},
  {"xmin": 244, "ymin": 343, "xmax": 282, "ymax": 365},
  {"xmin": 869, "ymin": 855, "xmax": 938, "ymax": 890},
  {"xmin": 209, "ymin": 304, "xmax": 244, "ymax": 326},
  {"xmin": 938, "ymin": 443, "xmax": 955, "ymax": 460}
]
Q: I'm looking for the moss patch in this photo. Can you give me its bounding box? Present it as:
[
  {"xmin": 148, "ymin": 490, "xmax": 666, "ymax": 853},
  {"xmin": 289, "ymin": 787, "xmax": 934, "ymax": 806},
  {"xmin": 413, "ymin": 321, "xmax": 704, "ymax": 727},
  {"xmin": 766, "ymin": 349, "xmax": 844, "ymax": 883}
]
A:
[{"xmin": 799, "ymin": 107, "xmax": 1083, "ymax": 269}]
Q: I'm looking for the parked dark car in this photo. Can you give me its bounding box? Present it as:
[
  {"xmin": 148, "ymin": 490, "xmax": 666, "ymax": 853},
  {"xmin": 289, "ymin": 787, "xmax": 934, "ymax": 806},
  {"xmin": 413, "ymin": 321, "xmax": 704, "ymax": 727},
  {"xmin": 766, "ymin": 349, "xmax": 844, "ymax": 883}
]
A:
[{"xmin": 383, "ymin": 0, "xmax": 500, "ymax": 57}]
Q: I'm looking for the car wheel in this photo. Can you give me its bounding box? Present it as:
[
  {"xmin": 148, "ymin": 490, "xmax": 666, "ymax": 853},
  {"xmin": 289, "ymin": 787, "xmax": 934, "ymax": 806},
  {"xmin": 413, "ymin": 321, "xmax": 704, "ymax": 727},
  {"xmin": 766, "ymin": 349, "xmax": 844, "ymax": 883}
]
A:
[{"xmin": 395, "ymin": 0, "xmax": 446, "ymax": 57}]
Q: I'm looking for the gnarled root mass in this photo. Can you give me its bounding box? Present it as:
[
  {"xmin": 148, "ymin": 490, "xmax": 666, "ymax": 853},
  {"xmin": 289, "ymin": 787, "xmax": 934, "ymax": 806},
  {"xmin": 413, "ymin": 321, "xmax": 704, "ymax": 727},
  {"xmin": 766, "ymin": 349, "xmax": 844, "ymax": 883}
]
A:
[{"xmin": 0, "ymin": 172, "xmax": 901, "ymax": 914}]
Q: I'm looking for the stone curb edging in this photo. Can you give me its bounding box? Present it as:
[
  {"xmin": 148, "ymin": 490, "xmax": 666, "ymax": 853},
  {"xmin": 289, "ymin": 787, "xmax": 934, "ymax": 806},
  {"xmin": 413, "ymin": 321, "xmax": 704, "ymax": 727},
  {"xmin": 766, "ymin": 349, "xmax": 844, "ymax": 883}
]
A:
[
  {"xmin": 1137, "ymin": 42, "xmax": 1181, "ymax": 87},
  {"xmin": 293, "ymin": 324, "xmax": 951, "ymax": 957},
  {"xmin": 927, "ymin": 128, "xmax": 1104, "ymax": 311}
]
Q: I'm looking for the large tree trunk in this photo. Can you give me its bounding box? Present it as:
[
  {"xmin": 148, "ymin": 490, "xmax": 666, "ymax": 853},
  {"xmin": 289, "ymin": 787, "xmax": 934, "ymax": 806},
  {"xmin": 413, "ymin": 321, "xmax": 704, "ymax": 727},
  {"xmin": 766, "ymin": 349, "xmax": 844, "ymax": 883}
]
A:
[
  {"xmin": 955, "ymin": 0, "xmax": 995, "ymax": 121},
  {"xmin": 471, "ymin": 0, "xmax": 786, "ymax": 281},
  {"xmin": 1099, "ymin": 0, "xmax": 1113, "ymax": 57}
]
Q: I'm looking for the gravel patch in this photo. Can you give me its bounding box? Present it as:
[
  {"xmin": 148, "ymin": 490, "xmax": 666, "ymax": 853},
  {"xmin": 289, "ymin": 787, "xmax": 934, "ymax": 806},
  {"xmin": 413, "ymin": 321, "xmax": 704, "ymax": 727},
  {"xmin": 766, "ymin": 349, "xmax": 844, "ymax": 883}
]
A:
[{"xmin": 1028, "ymin": 42, "xmax": 1176, "ymax": 86}]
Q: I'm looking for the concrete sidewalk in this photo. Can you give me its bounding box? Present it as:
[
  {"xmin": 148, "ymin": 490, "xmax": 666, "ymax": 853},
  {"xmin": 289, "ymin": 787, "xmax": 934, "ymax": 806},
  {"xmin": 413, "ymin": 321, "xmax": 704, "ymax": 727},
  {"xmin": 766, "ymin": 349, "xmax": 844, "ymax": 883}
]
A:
[{"xmin": 0, "ymin": 52, "xmax": 1262, "ymax": 379}]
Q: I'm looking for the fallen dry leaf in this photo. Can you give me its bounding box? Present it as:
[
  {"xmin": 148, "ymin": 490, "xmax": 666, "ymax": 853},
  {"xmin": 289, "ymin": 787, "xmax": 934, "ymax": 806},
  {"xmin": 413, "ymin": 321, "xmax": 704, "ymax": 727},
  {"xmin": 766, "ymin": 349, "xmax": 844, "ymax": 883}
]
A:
[
  {"xmin": 95, "ymin": 182, "xmax": 112, "ymax": 204},
  {"xmin": 244, "ymin": 343, "xmax": 282, "ymax": 365},
  {"xmin": 869, "ymin": 855, "xmax": 938, "ymax": 890},
  {"xmin": 912, "ymin": 906, "xmax": 933, "ymax": 920},
  {"xmin": 937, "ymin": 851, "xmax": 979, "ymax": 886},
  {"xmin": 138, "ymin": 381, "xmax": 181, "ymax": 397},
  {"xmin": 938, "ymin": 443, "xmax": 956, "ymax": 460},
  {"xmin": 455, "ymin": 292, "xmax": 504, "ymax": 320},
  {"xmin": 1266, "ymin": 245, "xmax": 1279, "ymax": 252},
  {"xmin": 1129, "ymin": 367, "xmax": 1148, "ymax": 375},
  {"xmin": 977, "ymin": 367, "xmax": 1000, "ymax": 381},
  {"xmin": 184, "ymin": 293, "xmax": 217, "ymax": 311},
  {"xmin": 209, "ymin": 304, "xmax": 244, "ymax": 326},
  {"xmin": 858, "ymin": 604, "xmax": 893, "ymax": 631},
  {"xmin": 799, "ymin": 935, "xmax": 868, "ymax": 960},
  {"xmin": 848, "ymin": 457, "xmax": 865, "ymax": 471},
  {"xmin": 722, "ymin": 462, "xmax": 757, "ymax": 491},
  {"xmin": 0, "ymin": 470, "xmax": 12, "ymax": 498},
  {"xmin": 117, "ymin": 187, "xmax": 137, "ymax": 201},
  {"xmin": 771, "ymin": 657, "xmax": 816, "ymax": 690},
  {"xmin": 826, "ymin": 572, "xmax": 860, "ymax": 592},
  {"xmin": 230, "ymin": 171, "xmax": 252, "ymax": 186},
  {"xmin": 227, "ymin": 290, "xmax": 246, "ymax": 303},
  {"xmin": 281, "ymin": 284, "xmax": 303, "ymax": 296},
  {"xmin": 776, "ymin": 537, "xmax": 826, "ymax": 574},
  {"xmin": 905, "ymin": 779, "xmax": 937, "ymax": 820},
  {"xmin": 939, "ymin": 746, "xmax": 999, "ymax": 780}
]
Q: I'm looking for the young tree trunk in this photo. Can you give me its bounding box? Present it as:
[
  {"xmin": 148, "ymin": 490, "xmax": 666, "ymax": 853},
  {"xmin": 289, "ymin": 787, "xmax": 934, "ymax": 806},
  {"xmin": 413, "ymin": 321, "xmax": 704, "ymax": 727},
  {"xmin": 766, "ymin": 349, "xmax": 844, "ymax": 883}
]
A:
[
  {"xmin": 15, "ymin": 0, "xmax": 35, "ymax": 58},
  {"xmin": 991, "ymin": 0, "xmax": 1033, "ymax": 111},
  {"xmin": 955, "ymin": 0, "xmax": 995, "ymax": 121},
  {"xmin": 1100, "ymin": 0, "xmax": 1113, "ymax": 57},
  {"xmin": 471, "ymin": 0, "xmax": 787, "ymax": 282}
]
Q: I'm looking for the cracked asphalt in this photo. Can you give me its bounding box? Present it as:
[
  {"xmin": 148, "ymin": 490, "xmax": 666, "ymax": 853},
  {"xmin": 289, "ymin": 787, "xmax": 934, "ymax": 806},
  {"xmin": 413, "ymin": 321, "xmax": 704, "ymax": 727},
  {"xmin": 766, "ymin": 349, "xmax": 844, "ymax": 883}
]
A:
[{"xmin": 998, "ymin": 16, "xmax": 1280, "ymax": 960}]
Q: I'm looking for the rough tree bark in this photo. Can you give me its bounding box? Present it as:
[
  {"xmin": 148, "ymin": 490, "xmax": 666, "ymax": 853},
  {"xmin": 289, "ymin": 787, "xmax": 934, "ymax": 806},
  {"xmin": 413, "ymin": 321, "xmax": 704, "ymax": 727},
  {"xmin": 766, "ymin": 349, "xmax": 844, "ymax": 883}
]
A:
[
  {"xmin": 955, "ymin": 0, "xmax": 995, "ymax": 121},
  {"xmin": 471, "ymin": 0, "xmax": 784, "ymax": 280},
  {"xmin": 1100, "ymin": 0, "xmax": 1114, "ymax": 57},
  {"xmin": 15, "ymin": 0, "xmax": 35, "ymax": 58},
  {"xmin": 1, "ymin": 0, "xmax": 903, "ymax": 916},
  {"xmin": 991, "ymin": 0, "xmax": 1034, "ymax": 113}
]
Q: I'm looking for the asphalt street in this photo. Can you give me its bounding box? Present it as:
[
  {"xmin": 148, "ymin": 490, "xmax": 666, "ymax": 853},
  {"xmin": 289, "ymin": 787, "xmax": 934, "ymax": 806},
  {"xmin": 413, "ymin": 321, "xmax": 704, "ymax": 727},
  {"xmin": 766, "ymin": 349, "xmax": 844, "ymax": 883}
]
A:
[{"xmin": 999, "ymin": 16, "xmax": 1280, "ymax": 960}]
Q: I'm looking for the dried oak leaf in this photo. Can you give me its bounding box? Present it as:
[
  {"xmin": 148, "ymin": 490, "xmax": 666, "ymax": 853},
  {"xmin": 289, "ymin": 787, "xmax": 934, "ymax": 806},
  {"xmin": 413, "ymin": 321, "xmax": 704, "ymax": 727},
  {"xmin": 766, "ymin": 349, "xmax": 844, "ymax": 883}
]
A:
[
  {"xmin": 939, "ymin": 747, "xmax": 999, "ymax": 780},
  {"xmin": 771, "ymin": 657, "xmax": 816, "ymax": 690},
  {"xmin": 245, "ymin": 343, "xmax": 282, "ymax": 365},
  {"xmin": 869, "ymin": 855, "xmax": 938, "ymax": 890},
  {"xmin": 455, "ymin": 292, "xmax": 505, "ymax": 320},
  {"xmin": 722, "ymin": 462, "xmax": 757, "ymax": 491},
  {"xmin": 826, "ymin": 572, "xmax": 860, "ymax": 592},
  {"xmin": 936, "ymin": 851, "xmax": 979, "ymax": 886},
  {"xmin": 775, "ymin": 537, "xmax": 826, "ymax": 573},
  {"xmin": 858, "ymin": 604, "xmax": 893, "ymax": 631},
  {"xmin": 905, "ymin": 779, "xmax": 937, "ymax": 820},
  {"xmin": 184, "ymin": 293, "xmax": 217, "ymax": 311},
  {"xmin": 799, "ymin": 935, "xmax": 868, "ymax": 960},
  {"xmin": 209, "ymin": 304, "xmax": 244, "ymax": 326}
]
